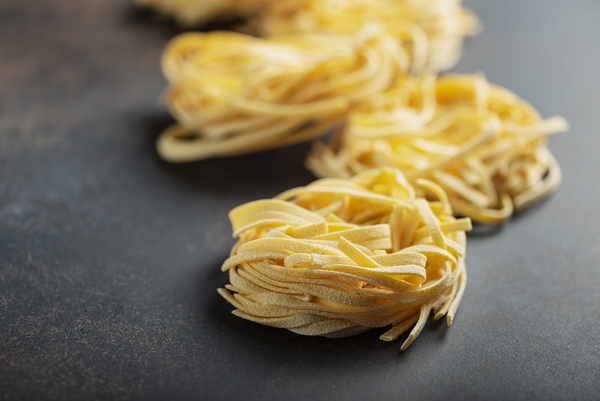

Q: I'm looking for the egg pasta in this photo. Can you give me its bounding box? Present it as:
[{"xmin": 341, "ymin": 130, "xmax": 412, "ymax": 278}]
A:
[
  {"xmin": 307, "ymin": 74, "xmax": 568, "ymax": 224},
  {"xmin": 219, "ymin": 167, "xmax": 471, "ymax": 350},
  {"xmin": 158, "ymin": 25, "xmax": 413, "ymax": 162},
  {"xmin": 250, "ymin": 0, "xmax": 480, "ymax": 73}
]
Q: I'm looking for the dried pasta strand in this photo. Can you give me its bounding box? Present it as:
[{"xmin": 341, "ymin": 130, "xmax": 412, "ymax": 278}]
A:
[
  {"xmin": 219, "ymin": 167, "xmax": 471, "ymax": 349},
  {"xmin": 307, "ymin": 74, "xmax": 568, "ymax": 224},
  {"xmin": 379, "ymin": 311, "xmax": 420, "ymax": 342},
  {"xmin": 400, "ymin": 301, "xmax": 433, "ymax": 350}
]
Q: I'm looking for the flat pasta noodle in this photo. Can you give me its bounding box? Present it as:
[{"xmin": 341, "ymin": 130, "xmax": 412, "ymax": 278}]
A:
[
  {"xmin": 219, "ymin": 167, "xmax": 471, "ymax": 350},
  {"xmin": 307, "ymin": 74, "xmax": 568, "ymax": 224}
]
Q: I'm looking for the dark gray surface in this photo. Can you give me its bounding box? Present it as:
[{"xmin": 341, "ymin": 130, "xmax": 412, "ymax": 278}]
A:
[{"xmin": 1, "ymin": 0, "xmax": 599, "ymax": 400}]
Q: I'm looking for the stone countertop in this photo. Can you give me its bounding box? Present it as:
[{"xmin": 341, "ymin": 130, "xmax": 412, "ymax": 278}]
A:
[{"xmin": 1, "ymin": 1, "xmax": 599, "ymax": 400}]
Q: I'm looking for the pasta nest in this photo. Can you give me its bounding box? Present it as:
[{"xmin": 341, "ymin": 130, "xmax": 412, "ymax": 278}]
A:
[
  {"xmin": 307, "ymin": 74, "xmax": 568, "ymax": 224},
  {"xmin": 138, "ymin": 0, "xmax": 478, "ymax": 74},
  {"xmin": 218, "ymin": 167, "xmax": 472, "ymax": 350},
  {"xmin": 158, "ymin": 25, "xmax": 412, "ymax": 162},
  {"xmin": 249, "ymin": 0, "xmax": 480, "ymax": 72}
]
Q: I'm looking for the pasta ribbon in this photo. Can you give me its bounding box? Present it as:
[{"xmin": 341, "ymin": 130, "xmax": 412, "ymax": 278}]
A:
[
  {"xmin": 219, "ymin": 167, "xmax": 471, "ymax": 349},
  {"xmin": 307, "ymin": 74, "xmax": 568, "ymax": 224}
]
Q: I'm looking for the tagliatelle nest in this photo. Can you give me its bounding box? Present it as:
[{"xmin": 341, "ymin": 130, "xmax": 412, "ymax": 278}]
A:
[
  {"xmin": 137, "ymin": 0, "xmax": 478, "ymax": 74},
  {"xmin": 158, "ymin": 25, "xmax": 413, "ymax": 162},
  {"xmin": 307, "ymin": 74, "xmax": 568, "ymax": 224},
  {"xmin": 218, "ymin": 167, "xmax": 471, "ymax": 350},
  {"xmin": 248, "ymin": 0, "xmax": 480, "ymax": 73}
]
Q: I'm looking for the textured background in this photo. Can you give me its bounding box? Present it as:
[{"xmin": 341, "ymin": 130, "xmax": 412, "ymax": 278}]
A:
[{"xmin": 1, "ymin": 0, "xmax": 599, "ymax": 400}]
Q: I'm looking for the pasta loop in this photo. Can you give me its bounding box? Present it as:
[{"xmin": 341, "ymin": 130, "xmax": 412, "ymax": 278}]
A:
[
  {"xmin": 219, "ymin": 167, "xmax": 471, "ymax": 349},
  {"xmin": 158, "ymin": 26, "xmax": 412, "ymax": 161},
  {"xmin": 307, "ymin": 74, "xmax": 568, "ymax": 223},
  {"xmin": 139, "ymin": 0, "xmax": 478, "ymax": 74}
]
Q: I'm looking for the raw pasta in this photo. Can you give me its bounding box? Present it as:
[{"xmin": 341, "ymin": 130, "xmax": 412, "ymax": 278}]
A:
[
  {"xmin": 137, "ymin": 0, "xmax": 478, "ymax": 73},
  {"xmin": 149, "ymin": 0, "xmax": 479, "ymax": 162},
  {"xmin": 219, "ymin": 167, "xmax": 471, "ymax": 350},
  {"xmin": 307, "ymin": 74, "xmax": 568, "ymax": 224},
  {"xmin": 249, "ymin": 0, "xmax": 480, "ymax": 73},
  {"xmin": 158, "ymin": 25, "xmax": 411, "ymax": 162}
]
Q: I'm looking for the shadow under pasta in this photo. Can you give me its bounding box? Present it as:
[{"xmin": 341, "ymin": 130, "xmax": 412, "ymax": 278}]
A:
[
  {"xmin": 124, "ymin": 4, "xmax": 244, "ymax": 36},
  {"xmin": 511, "ymin": 191, "xmax": 556, "ymax": 222},
  {"xmin": 467, "ymin": 222, "xmax": 504, "ymax": 237},
  {"xmin": 132, "ymin": 110, "xmax": 316, "ymax": 195}
]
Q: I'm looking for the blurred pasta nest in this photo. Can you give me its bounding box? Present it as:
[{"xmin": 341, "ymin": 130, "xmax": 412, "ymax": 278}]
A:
[
  {"xmin": 218, "ymin": 167, "xmax": 472, "ymax": 350},
  {"xmin": 307, "ymin": 74, "xmax": 568, "ymax": 224},
  {"xmin": 248, "ymin": 0, "xmax": 480, "ymax": 72},
  {"xmin": 138, "ymin": 0, "xmax": 478, "ymax": 74},
  {"xmin": 158, "ymin": 24, "xmax": 419, "ymax": 161}
]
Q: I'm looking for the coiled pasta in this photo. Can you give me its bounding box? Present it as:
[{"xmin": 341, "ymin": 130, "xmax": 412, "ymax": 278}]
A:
[
  {"xmin": 158, "ymin": 25, "xmax": 411, "ymax": 162},
  {"xmin": 219, "ymin": 167, "xmax": 471, "ymax": 350},
  {"xmin": 137, "ymin": 0, "xmax": 478, "ymax": 73},
  {"xmin": 307, "ymin": 74, "xmax": 568, "ymax": 224},
  {"xmin": 249, "ymin": 0, "xmax": 480, "ymax": 73},
  {"xmin": 150, "ymin": 0, "xmax": 479, "ymax": 162}
]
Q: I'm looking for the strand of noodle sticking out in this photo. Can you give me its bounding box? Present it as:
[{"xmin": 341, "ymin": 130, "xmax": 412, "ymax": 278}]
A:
[
  {"xmin": 158, "ymin": 25, "xmax": 414, "ymax": 162},
  {"xmin": 307, "ymin": 74, "xmax": 568, "ymax": 224},
  {"xmin": 218, "ymin": 167, "xmax": 472, "ymax": 350}
]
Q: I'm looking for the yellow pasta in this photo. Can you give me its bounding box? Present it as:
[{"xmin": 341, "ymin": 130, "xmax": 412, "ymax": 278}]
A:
[
  {"xmin": 307, "ymin": 74, "xmax": 568, "ymax": 224},
  {"xmin": 219, "ymin": 167, "xmax": 471, "ymax": 350},
  {"xmin": 137, "ymin": 0, "xmax": 478, "ymax": 73},
  {"xmin": 149, "ymin": 0, "xmax": 479, "ymax": 162},
  {"xmin": 249, "ymin": 0, "xmax": 480, "ymax": 73},
  {"xmin": 158, "ymin": 25, "xmax": 412, "ymax": 162}
]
